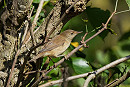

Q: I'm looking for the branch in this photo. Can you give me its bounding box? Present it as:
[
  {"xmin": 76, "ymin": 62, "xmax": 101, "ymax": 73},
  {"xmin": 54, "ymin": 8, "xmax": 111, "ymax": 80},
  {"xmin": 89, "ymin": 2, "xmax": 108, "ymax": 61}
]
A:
[
  {"xmin": 83, "ymin": 3, "xmax": 118, "ymax": 86},
  {"xmin": 39, "ymin": 72, "xmax": 90, "ymax": 87},
  {"xmin": 15, "ymin": 44, "xmax": 40, "ymax": 86},
  {"xmin": 66, "ymin": 0, "xmax": 80, "ymax": 13},
  {"xmin": 115, "ymin": 9, "xmax": 130, "ymax": 14},
  {"xmin": 105, "ymin": 70, "xmax": 130, "ymax": 87},
  {"xmin": 6, "ymin": 5, "xmax": 35, "ymax": 87},
  {"xmin": 29, "ymin": 0, "xmax": 116, "ymax": 85},
  {"xmin": 39, "ymin": 56, "xmax": 130, "ymax": 87},
  {"xmin": 29, "ymin": 0, "xmax": 45, "ymax": 85},
  {"xmin": 83, "ymin": 55, "xmax": 130, "ymax": 87},
  {"xmin": 30, "ymin": 0, "xmax": 45, "ymax": 46},
  {"xmin": 44, "ymin": 0, "xmax": 80, "ymax": 43},
  {"xmin": 31, "ymin": 13, "xmax": 110, "ymax": 87},
  {"xmin": 14, "ymin": 1, "xmax": 45, "ymax": 86},
  {"xmin": 6, "ymin": 49, "xmax": 20, "ymax": 87}
]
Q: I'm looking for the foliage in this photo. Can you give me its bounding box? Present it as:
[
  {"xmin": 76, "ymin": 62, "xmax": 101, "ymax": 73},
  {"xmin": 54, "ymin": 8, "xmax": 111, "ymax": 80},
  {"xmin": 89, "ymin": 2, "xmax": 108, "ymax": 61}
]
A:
[
  {"xmin": 126, "ymin": 0, "xmax": 130, "ymax": 9},
  {"xmin": 29, "ymin": 0, "xmax": 130, "ymax": 87}
]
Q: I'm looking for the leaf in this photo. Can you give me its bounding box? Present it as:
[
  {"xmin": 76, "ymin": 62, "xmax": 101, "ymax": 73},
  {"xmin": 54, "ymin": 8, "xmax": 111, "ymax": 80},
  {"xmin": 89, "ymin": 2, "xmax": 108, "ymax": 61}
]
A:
[
  {"xmin": 48, "ymin": 67, "xmax": 61, "ymax": 79},
  {"xmin": 40, "ymin": 11, "xmax": 45, "ymax": 17},
  {"xmin": 96, "ymin": 50, "xmax": 110, "ymax": 65},
  {"xmin": 113, "ymin": 40, "xmax": 130, "ymax": 57},
  {"xmin": 125, "ymin": 0, "xmax": 130, "ymax": 9},
  {"xmin": 33, "ymin": 0, "xmax": 40, "ymax": 3},
  {"xmin": 119, "ymin": 31, "xmax": 130, "ymax": 41},
  {"xmin": 41, "ymin": 57, "xmax": 47, "ymax": 69},
  {"xmin": 71, "ymin": 57, "xmax": 92, "ymax": 74},
  {"xmin": 71, "ymin": 42, "xmax": 84, "ymax": 51},
  {"xmin": 33, "ymin": 0, "xmax": 50, "ymax": 3},
  {"xmin": 84, "ymin": 7, "xmax": 111, "ymax": 39}
]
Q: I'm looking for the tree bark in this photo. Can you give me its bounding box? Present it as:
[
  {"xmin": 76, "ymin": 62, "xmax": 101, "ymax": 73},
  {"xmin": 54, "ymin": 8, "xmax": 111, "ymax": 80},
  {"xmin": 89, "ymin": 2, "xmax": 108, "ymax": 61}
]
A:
[{"xmin": 0, "ymin": 0, "xmax": 88, "ymax": 86}]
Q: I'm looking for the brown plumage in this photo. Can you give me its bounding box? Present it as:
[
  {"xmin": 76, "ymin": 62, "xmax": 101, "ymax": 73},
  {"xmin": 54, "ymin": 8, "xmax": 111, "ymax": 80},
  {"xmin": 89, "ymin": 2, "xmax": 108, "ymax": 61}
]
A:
[{"xmin": 29, "ymin": 29, "xmax": 82, "ymax": 62}]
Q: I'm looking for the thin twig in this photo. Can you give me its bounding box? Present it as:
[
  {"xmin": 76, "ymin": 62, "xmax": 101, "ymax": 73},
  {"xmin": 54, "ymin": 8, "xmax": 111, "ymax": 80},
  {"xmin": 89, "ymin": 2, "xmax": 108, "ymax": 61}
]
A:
[
  {"xmin": 30, "ymin": 0, "xmax": 45, "ymax": 46},
  {"xmin": 115, "ymin": 9, "xmax": 130, "ymax": 14},
  {"xmin": 105, "ymin": 70, "xmax": 130, "ymax": 87},
  {"xmin": 15, "ymin": 45, "xmax": 40, "ymax": 86},
  {"xmin": 32, "ymin": 1, "xmax": 118, "ymax": 85},
  {"xmin": 21, "ymin": 6, "xmax": 34, "ymax": 47},
  {"xmin": 104, "ymin": 11, "xmax": 116, "ymax": 29},
  {"xmin": 81, "ymin": 32, "xmax": 88, "ymax": 47},
  {"xmin": 28, "ymin": 0, "xmax": 33, "ymax": 9},
  {"xmin": 66, "ymin": 0, "xmax": 80, "ymax": 13},
  {"xmin": 6, "ymin": 5, "xmax": 34, "ymax": 87},
  {"xmin": 25, "ymin": 71, "xmax": 38, "ymax": 75},
  {"xmin": 29, "ymin": 0, "xmax": 45, "ymax": 84},
  {"xmin": 6, "ymin": 50, "xmax": 20, "ymax": 87},
  {"xmin": 39, "ymin": 72, "xmax": 90, "ymax": 87},
  {"xmin": 44, "ymin": 0, "xmax": 80, "ymax": 43},
  {"xmin": 39, "ymin": 56, "xmax": 130, "ymax": 87},
  {"xmin": 83, "ymin": 55, "xmax": 130, "ymax": 87},
  {"xmin": 31, "ymin": 17, "xmax": 109, "ymax": 87},
  {"xmin": 114, "ymin": 0, "xmax": 118, "ymax": 12},
  {"xmin": 83, "ymin": 8, "xmax": 117, "ymax": 87},
  {"xmin": 21, "ymin": 21, "xmax": 29, "ymax": 46},
  {"xmin": 14, "ymin": 1, "xmax": 45, "ymax": 86},
  {"xmin": 28, "ymin": 6, "xmax": 34, "ymax": 20}
]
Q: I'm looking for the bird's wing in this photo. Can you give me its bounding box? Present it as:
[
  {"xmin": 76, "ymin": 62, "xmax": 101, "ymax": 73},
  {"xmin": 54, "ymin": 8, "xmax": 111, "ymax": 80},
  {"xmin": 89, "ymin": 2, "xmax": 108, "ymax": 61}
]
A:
[{"xmin": 38, "ymin": 36, "xmax": 66, "ymax": 53}]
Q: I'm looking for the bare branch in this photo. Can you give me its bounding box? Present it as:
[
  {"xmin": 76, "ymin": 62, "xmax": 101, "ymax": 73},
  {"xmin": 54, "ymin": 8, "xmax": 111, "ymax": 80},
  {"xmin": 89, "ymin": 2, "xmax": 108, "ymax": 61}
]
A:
[
  {"xmin": 39, "ymin": 72, "xmax": 90, "ymax": 87},
  {"xmin": 83, "ymin": 55, "xmax": 130, "ymax": 87},
  {"xmin": 44, "ymin": 0, "xmax": 80, "ymax": 43},
  {"xmin": 83, "ymin": 1, "xmax": 118, "ymax": 86},
  {"xmin": 114, "ymin": 0, "xmax": 119, "ymax": 12},
  {"xmin": 66, "ymin": 0, "xmax": 80, "ymax": 13},
  {"xmin": 115, "ymin": 9, "xmax": 130, "ymax": 14},
  {"xmin": 39, "ymin": 56, "xmax": 130, "ymax": 87},
  {"xmin": 13, "ymin": 1, "xmax": 45, "ymax": 86},
  {"xmin": 31, "ymin": 12, "xmax": 111, "ymax": 86},
  {"xmin": 105, "ymin": 70, "xmax": 130, "ymax": 87},
  {"xmin": 6, "ymin": 50, "xmax": 20, "ymax": 87},
  {"xmin": 6, "ymin": 5, "xmax": 35, "ymax": 87},
  {"xmin": 30, "ymin": 0, "xmax": 45, "ymax": 46},
  {"xmin": 81, "ymin": 32, "xmax": 88, "ymax": 48}
]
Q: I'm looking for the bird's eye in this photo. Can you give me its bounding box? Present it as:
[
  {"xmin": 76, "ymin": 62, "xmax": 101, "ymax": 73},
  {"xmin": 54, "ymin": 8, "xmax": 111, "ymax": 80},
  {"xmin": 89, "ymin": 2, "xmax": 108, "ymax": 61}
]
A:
[{"xmin": 71, "ymin": 32, "xmax": 73, "ymax": 35}]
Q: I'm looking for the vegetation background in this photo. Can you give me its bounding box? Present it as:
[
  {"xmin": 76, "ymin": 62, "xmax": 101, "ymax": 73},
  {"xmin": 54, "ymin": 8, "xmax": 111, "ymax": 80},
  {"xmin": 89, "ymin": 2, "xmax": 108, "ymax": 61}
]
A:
[
  {"xmin": 0, "ymin": 0, "xmax": 129, "ymax": 87},
  {"xmin": 32, "ymin": 0, "xmax": 130, "ymax": 86}
]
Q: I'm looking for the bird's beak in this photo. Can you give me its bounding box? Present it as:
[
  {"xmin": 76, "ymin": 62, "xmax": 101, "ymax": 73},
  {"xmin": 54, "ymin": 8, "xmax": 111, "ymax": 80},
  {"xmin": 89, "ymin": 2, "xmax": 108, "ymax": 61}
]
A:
[{"xmin": 77, "ymin": 31, "xmax": 83, "ymax": 34}]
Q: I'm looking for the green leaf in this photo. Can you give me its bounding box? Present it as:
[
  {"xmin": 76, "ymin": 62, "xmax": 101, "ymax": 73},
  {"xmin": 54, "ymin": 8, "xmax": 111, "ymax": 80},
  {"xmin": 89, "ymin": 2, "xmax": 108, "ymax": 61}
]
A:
[
  {"xmin": 84, "ymin": 7, "xmax": 111, "ymax": 39},
  {"xmin": 126, "ymin": 0, "xmax": 130, "ymax": 9},
  {"xmin": 33, "ymin": 0, "xmax": 50, "ymax": 4},
  {"xmin": 40, "ymin": 11, "xmax": 45, "ymax": 17},
  {"xmin": 96, "ymin": 50, "xmax": 110, "ymax": 65},
  {"xmin": 76, "ymin": 78, "xmax": 85, "ymax": 87},
  {"xmin": 41, "ymin": 57, "xmax": 47, "ymax": 69},
  {"xmin": 112, "ymin": 40, "xmax": 130, "ymax": 57},
  {"xmin": 48, "ymin": 67, "xmax": 60, "ymax": 80},
  {"xmin": 85, "ymin": 7, "xmax": 110, "ymax": 29},
  {"xmin": 119, "ymin": 31, "xmax": 130, "ymax": 41},
  {"xmin": 71, "ymin": 57, "xmax": 92, "ymax": 74},
  {"xmin": 33, "ymin": 0, "xmax": 40, "ymax": 3}
]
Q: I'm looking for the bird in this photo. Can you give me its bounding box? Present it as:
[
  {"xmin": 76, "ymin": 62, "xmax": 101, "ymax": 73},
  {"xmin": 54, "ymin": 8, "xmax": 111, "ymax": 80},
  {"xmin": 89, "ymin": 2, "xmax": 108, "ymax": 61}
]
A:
[{"xmin": 29, "ymin": 29, "xmax": 82, "ymax": 62}]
